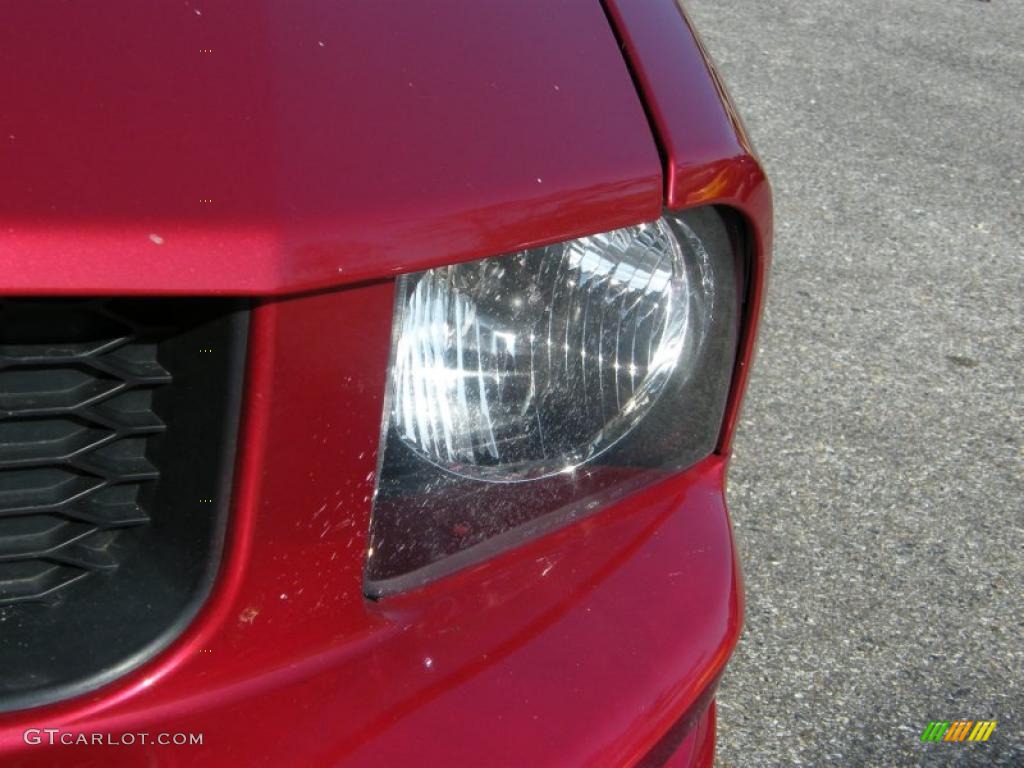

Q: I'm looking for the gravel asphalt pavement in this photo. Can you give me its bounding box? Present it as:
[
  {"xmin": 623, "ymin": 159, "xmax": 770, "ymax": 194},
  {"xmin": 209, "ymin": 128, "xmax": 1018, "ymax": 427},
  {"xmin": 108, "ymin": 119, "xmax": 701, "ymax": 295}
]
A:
[{"xmin": 683, "ymin": 0, "xmax": 1023, "ymax": 764}]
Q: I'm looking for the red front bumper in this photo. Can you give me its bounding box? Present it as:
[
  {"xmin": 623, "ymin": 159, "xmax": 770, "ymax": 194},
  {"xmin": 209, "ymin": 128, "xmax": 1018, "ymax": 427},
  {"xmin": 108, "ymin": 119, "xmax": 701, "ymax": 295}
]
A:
[
  {"xmin": 0, "ymin": 281, "xmax": 744, "ymax": 768},
  {"xmin": 0, "ymin": 292, "xmax": 743, "ymax": 762}
]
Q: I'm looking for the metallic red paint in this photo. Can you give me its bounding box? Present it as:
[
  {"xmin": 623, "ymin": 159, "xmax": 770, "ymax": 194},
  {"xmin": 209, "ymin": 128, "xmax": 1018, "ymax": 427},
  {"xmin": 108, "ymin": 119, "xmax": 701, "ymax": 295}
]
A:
[
  {"xmin": 0, "ymin": 1, "xmax": 771, "ymax": 766},
  {"xmin": 0, "ymin": 1, "xmax": 660, "ymax": 296}
]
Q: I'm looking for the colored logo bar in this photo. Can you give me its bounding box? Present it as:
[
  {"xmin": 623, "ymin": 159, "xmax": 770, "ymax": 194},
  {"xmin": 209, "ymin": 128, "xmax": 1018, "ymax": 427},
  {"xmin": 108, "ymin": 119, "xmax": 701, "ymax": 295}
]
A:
[{"xmin": 921, "ymin": 721, "xmax": 997, "ymax": 742}]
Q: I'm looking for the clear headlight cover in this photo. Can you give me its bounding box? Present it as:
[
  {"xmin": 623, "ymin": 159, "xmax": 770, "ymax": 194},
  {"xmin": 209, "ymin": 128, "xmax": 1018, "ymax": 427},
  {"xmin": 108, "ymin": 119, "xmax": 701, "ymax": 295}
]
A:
[
  {"xmin": 366, "ymin": 207, "xmax": 742, "ymax": 595},
  {"xmin": 392, "ymin": 218, "xmax": 701, "ymax": 481}
]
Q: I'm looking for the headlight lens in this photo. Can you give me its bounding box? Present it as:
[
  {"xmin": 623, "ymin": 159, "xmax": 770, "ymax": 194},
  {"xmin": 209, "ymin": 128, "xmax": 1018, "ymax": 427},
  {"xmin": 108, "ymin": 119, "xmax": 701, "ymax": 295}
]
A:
[
  {"xmin": 367, "ymin": 208, "xmax": 742, "ymax": 595},
  {"xmin": 391, "ymin": 218, "xmax": 706, "ymax": 482}
]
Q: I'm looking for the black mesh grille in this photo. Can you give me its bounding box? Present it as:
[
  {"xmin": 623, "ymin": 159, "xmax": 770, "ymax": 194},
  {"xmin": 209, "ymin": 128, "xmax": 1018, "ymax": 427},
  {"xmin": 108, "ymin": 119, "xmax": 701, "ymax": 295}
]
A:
[
  {"xmin": 0, "ymin": 298, "xmax": 247, "ymax": 711},
  {"xmin": 0, "ymin": 302, "xmax": 171, "ymax": 604}
]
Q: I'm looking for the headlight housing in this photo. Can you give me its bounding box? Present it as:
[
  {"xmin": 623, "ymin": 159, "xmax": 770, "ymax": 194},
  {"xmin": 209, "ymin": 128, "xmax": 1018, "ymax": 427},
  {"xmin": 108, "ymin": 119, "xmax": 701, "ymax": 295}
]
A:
[{"xmin": 366, "ymin": 207, "xmax": 742, "ymax": 596}]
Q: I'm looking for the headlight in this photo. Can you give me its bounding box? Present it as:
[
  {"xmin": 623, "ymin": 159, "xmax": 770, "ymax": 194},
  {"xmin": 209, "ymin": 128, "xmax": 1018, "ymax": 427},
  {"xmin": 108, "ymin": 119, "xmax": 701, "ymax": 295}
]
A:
[
  {"xmin": 392, "ymin": 217, "xmax": 703, "ymax": 481},
  {"xmin": 367, "ymin": 207, "xmax": 742, "ymax": 595}
]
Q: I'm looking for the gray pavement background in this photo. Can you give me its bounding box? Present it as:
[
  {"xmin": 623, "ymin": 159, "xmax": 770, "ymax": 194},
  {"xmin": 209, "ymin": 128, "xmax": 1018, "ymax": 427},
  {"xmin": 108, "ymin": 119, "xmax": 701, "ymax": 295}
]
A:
[{"xmin": 682, "ymin": 0, "xmax": 1023, "ymax": 765}]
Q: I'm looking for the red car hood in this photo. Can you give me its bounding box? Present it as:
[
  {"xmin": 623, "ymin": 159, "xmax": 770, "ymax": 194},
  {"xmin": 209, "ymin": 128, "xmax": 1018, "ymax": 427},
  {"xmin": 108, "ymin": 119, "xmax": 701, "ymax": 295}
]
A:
[{"xmin": 0, "ymin": 1, "xmax": 661, "ymax": 295}]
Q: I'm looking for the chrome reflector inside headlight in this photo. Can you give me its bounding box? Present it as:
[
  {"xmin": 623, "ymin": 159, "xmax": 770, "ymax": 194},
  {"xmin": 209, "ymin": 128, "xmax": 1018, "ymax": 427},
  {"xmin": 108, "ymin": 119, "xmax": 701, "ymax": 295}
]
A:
[
  {"xmin": 367, "ymin": 207, "xmax": 742, "ymax": 595},
  {"xmin": 391, "ymin": 218, "xmax": 708, "ymax": 481}
]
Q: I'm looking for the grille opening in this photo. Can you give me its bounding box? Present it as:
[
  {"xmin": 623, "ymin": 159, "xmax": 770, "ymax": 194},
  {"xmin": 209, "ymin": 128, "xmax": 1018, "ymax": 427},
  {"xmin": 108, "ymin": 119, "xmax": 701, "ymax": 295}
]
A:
[{"xmin": 0, "ymin": 298, "xmax": 247, "ymax": 712}]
